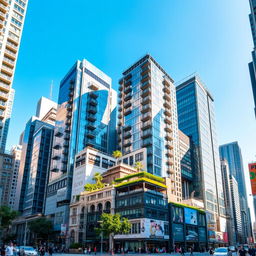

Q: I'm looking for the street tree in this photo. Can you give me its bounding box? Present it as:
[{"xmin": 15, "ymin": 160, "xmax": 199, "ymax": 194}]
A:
[
  {"xmin": 28, "ymin": 217, "xmax": 53, "ymax": 243},
  {"xmin": 96, "ymin": 213, "xmax": 131, "ymax": 253}
]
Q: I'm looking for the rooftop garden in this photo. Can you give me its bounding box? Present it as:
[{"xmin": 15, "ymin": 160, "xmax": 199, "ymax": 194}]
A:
[
  {"xmin": 114, "ymin": 171, "xmax": 166, "ymax": 189},
  {"xmin": 114, "ymin": 171, "xmax": 165, "ymax": 183}
]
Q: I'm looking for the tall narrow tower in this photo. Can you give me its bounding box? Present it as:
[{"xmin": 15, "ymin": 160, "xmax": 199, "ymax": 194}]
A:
[
  {"xmin": 118, "ymin": 54, "xmax": 182, "ymax": 202},
  {"xmin": 0, "ymin": 0, "xmax": 28, "ymax": 151}
]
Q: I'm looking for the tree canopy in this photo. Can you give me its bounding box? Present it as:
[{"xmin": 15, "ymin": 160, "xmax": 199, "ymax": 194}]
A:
[
  {"xmin": 0, "ymin": 206, "xmax": 18, "ymax": 229},
  {"xmin": 28, "ymin": 217, "xmax": 53, "ymax": 239},
  {"xmin": 96, "ymin": 213, "xmax": 131, "ymax": 236}
]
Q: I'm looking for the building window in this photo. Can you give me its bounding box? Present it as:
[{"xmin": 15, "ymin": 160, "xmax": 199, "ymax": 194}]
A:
[
  {"xmin": 135, "ymin": 152, "xmax": 143, "ymax": 162},
  {"xmin": 102, "ymin": 158, "xmax": 108, "ymax": 169}
]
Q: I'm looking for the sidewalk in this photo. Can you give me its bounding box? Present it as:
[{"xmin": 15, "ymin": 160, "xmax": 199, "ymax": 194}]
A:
[{"xmin": 53, "ymin": 253, "xmax": 210, "ymax": 256}]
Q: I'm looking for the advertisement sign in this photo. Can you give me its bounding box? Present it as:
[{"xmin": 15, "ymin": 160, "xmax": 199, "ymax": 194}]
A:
[
  {"xmin": 173, "ymin": 224, "xmax": 184, "ymax": 242},
  {"xmin": 184, "ymin": 208, "xmax": 198, "ymax": 225},
  {"xmin": 249, "ymin": 163, "xmax": 256, "ymax": 195},
  {"xmin": 61, "ymin": 224, "xmax": 67, "ymax": 236},
  {"xmin": 186, "ymin": 226, "xmax": 198, "ymax": 241},
  {"xmin": 198, "ymin": 227, "xmax": 207, "ymax": 242},
  {"xmin": 114, "ymin": 218, "xmax": 169, "ymax": 240},
  {"xmin": 172, "ymin": 206, "xmax": 184, "ymax": 223}
]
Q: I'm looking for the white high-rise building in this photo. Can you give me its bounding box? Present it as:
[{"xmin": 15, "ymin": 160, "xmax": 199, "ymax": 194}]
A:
[{"xmin": 0, "ymin": 0, "xmax": 29, "ymax": 151}]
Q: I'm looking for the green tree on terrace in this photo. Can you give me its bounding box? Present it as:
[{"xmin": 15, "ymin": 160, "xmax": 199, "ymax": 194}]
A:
[
  {"xmin": 96, "ymin": 213, "xmax": 131, "ymax": 253},
  {"xmin": 84, "ymin": 172, "xmax": 105, "ymax": 191},
  {"xmin": 112, "ymin": 150, "xmax": 122, "ymax": 164},
  {"xmin": 134, "ymin": 161, "xmax": 143, "ymax": 172}
]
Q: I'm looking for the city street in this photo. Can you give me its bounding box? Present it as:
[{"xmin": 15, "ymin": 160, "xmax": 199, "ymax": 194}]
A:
[{"xmin": 52, "ymin": 253, "xmax": 210, "ymax": 256}]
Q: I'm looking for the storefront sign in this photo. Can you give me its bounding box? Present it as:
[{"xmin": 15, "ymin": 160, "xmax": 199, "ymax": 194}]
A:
[
  {"xmin": 249, "ymin": 163, "xmax": 256, "ymax": 195},
  {"xmin": 198, "ymin": 227, "xmax": 206, "ymax": 242},
  {"xmin": 173, "ymin": 223, "xmax": 184, "ymax": 241}
]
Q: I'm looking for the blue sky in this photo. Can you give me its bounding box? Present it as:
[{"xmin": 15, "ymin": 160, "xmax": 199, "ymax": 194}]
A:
[{"xmin": 8, "ymin": 0, "xmax": 256, "ymax": 211}]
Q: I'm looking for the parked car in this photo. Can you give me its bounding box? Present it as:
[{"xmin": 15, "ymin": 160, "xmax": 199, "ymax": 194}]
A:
[
  {"xmin": 17, "ymin": 246, "xmax": 38, "ymax": 256},
  {"xmin": 228, "ymin": 246, "xmax": 236, "ymax": 252},
  {"xmin": 214, "ymin": 247, "xmax": 228, "ymax": 256}
]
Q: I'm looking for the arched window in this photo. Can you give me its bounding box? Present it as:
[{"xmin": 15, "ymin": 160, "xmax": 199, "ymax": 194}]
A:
[
  {"xmin": 90, "ymin": 204, "xmax": 95, "ymax": 213},
  {"xmin": 97, "ymin": 203, "xmax": 103, "ymax": 212},
  {"xmin": 105, "ymin": 201, "xmax": 111, "ymax": 211}
]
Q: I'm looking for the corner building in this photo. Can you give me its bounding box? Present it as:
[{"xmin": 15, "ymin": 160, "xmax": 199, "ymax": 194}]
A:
[
  {"xmin": 118, "ymin": 54, "xmax": 182, "ymax": 202},
  {"xmin": 45, "ymin": 59, "xmax": 117, "ymax": 233}
]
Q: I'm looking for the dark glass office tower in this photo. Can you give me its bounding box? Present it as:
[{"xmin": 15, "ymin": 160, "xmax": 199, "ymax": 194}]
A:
[
  {"xmin": 18, "ymin": 118, "xmax": 54, "ymax": 215},
  {"xmin": 219, "ymin": 142, "xmax": 253, "ymax": 243},
  {"xmin": 45, "ymin": 59, "xmax": 117, "ymax": 232},
  {"xmin": 176, "ymin": 75, "xmax": 226, "ymax": 217},
  {"xmin": 248, "ymin": 0, "xmax": 256, "ymax": 117}
]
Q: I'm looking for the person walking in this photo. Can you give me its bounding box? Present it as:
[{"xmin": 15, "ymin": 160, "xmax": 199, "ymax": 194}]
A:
[
  {"xmin": 5, "ymin": 243, "xmax": 14, "ymax": 256},
  {"xmin": 93, "ymin": 247, "xmax": 97, "ymax": 255}
]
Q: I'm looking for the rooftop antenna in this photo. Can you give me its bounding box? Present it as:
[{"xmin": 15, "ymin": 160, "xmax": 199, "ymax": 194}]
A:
[{"xmin": 49, "ymin": 80, "xmax": 53, "ymax": 100}]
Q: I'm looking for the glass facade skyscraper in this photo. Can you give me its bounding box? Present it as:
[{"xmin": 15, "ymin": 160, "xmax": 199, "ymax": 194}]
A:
[
  {"xmin": 118, "ymin": 54, "xmax": 182, "ymax": 202},
  {"xmin": 176, "ymin": 75, "xmax": 225, "ymax": 217},
  {"xmin": 249, "ymin": 0, "xmax": 256, "ymax": 118},
  {"xmin": 219, "ymin": 141, "xmax": 252, "ymax": 243},
  {"xmin": 45, "ymin": 59, "xmax": 117, "ymax": 231}
]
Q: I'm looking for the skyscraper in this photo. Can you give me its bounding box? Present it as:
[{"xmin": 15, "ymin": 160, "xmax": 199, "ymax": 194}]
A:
[
  {"xmin": 0, "ymin": 0, "xmax": 28, "ymax": 151},
  {"xmin": 117, "ymin": 54, "xmax": 182, "ymax": 202},
  {"xmin": 219, "ymin": 142, "xmax": 252, "ymax": 243},
  {"xmin": 9, "ymin": 144, "xmax": 22, "ymax": 210},
  {"xmin": 45, "ymin": 59, "xmax": 117, "ymax": 233},
  {"xmin": 220, "ymin": 159, "xmax": 238, "ymax": 245},
  {"xmin": 249, "ymin": 0, "xmax": 256, "ymax": 117},
  {"xmin": 15, "ymin": 97, "xmax": 57, "ymax": 214},
  {"xmin": 176, "ymin": 75, "xmax": 226, "ymax": 217}
]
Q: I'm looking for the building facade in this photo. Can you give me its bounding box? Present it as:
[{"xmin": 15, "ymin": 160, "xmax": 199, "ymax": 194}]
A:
[
  {"xmin": 176, "ymin": 75, "xmax": 226, "ymax": 217},
  {"xmin": 178, "ymin": 130, "xmax": 193, "ymax": 200},
  {"xmin": 219, "ymin": 142, "xmax": 252, "ymax": 243},
  {"xmin": 220, "ymin": 159, "xmax": 236, "ymax": 245},
  {"xmin": 15, "ymin": 97, "xmax": 57, "ymax": 214},
  {"xmin": 249, "ymin": 0, "xmax": 256, "ymax": 118},
  {"xmin": 9, "ymin": 144, "xmax": 22, "ymax": 210},
  {"xmin": 0, "ymin": 151, "xmax": 13, "ymax": 205},
  {"xmin": 45, "ymin": 59, "xmax": 117, "ymax": 232},
  {"xmin": 0, "ymin": 0, "xmax": 29, "ymax": 151},
  {"xmin": 118, "ymin": 54, "xmax": 181, "ymax": 202}
]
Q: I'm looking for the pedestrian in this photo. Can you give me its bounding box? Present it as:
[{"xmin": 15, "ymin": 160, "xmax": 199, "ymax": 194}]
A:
[
  {"xmin": 180, "ymin": 247, "xmax": 185, "ymax": 256},
  {"xmin": 228, "ymin": 249, "xmax": 233, "ymax": 256},
  {"xmin": 239, "ymin": 246, "xmax": 246, "ymax": 256},
  {"xmin": 189, "ymin": 247, "xmax": 194, "ymax": 256},
  {"xmin": 94, "ymin": 247, "xmax": 96, "ymax": 255},
  {"xmin": 5, "ymin": 243, "xmax": 14, "ymax": 256},
  {"xmin": 48, "ymin": 247, "xmax": 53, "ymax": 256},
  {"xmin": 209, "ymin": 248, "xmax": 214, "ymax": 255},
  {"xmin": 88, "ymin": 247, "xmax": 91, "ymax": 255}
]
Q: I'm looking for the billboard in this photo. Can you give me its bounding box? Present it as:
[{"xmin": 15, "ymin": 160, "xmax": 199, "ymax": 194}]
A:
[
  {"xmin": 114, "ymin": 218, "xmax": 169, "ymax": 240},
  {"xmin": 184, "ymin": 208, "xmax": 197, "ymax": 225},
  {"xmin": 172, "ymin": 206, "xmax": 184, "ymax": 223},
  {"xmin": 173, "ymin": 224, "xmax": 184, "ymax": 242},
  {"xmin": 249, "ymin": 163, "xmax": 256, "ymax": 195},
  {"xmin": 186, "ymin": 226, "xmax": 198, "ymax": 241}
]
